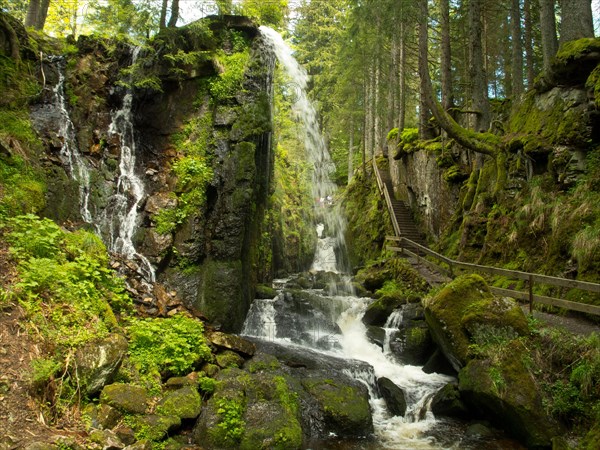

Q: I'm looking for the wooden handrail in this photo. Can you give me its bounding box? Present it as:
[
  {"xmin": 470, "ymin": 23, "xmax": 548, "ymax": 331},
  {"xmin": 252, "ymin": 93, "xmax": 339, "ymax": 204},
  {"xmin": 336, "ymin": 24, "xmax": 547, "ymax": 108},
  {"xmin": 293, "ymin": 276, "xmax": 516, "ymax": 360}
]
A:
[
  {"xmin": 386, "ymin": 235, "xmax": 600, "ymax": 316},
  {"xmin": 372, "ymin": 158, "xmax": 402, "ymax": 237}
]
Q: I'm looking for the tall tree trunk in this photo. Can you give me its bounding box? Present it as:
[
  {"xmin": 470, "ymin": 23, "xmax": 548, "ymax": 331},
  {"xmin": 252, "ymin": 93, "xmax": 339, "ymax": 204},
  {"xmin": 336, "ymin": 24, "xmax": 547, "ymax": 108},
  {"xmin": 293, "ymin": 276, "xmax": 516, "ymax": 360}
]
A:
[
  {"xmin": 539, "ymin": 0, "xmax": 558, "ymax": 72},
  {"xmin": 374, "ymin": 57, "xmax": 381, "ymax": 155},
  {"xmin": 160, "ymin": 0, "xmax": 168, "ymax": 29},
  {"xmin": 388, "ymin": 35, "xmax": 397, "ymax": 133},
  {"xmin": 24, "ymin": 0, "xmax": 40, "ymax": 28},
  {"xmin": 398, "ymin": 22, "xmax": 407, "ymax": 131},
  {"xmin": 362, "ymin": 77, "xmax": 368, "ymax": 173},
  {"xmin": 348, "ymin": 116, "xmax": 354, "ymax": 183},
  {"xmin": 418, "ymin": 0, "xmax": 506, "ymax": 193},
  {"xmin": 440, "ymin": 0, "xmax": 453, "ymax": 111},
  {"xmin": 559, "ymin": 0, "xmax": 594, "ymax": 43},
  {"xmin": 511, "ymin": 0, "xmax": 524, "ymax": 96},
  {"xmin": 468, "ymin": 0, "xmax": 489, "ymax": 132},
  {"xmin": 167, "ymin": 0, "xmax": 179, "ymax": 28},
  {"xmin": 524, "ymin": 0, "xmax": 536, "ymax": 87},
  {"xmin": 36, "ymin": 0, "xmax": 50, "ymax": 31}
]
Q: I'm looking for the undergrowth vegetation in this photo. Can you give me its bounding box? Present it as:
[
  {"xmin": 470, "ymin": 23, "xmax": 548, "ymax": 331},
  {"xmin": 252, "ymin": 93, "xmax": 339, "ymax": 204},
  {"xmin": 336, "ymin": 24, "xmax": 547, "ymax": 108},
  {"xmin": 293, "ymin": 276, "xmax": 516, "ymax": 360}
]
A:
[
  {"xmin": 125, "ymin": 315, "xmax": 213, "ymax": 393},
  {"xmin": 529, "ymin": 322, "xmax": 600, "ymax": 436}
]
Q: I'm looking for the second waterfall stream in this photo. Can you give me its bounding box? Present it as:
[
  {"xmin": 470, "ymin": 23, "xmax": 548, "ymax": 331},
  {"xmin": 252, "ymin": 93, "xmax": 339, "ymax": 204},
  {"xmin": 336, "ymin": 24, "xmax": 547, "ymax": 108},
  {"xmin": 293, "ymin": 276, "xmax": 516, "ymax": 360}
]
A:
[{"xmin": 244, "ymin": 27, "xmax": 456, "ymax": 449}]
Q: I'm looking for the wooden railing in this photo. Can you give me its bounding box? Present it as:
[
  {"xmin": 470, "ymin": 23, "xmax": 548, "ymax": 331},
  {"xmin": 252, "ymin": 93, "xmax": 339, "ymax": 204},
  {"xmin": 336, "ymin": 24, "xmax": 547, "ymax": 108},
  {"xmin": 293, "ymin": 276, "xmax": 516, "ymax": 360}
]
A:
[
  {"xmin": 387, "ymin": 236, "xmax": 600, "ymax": 316},
  {"xmin": 372, "ymin": 157, "xmax": 402, "ymax": 237}
]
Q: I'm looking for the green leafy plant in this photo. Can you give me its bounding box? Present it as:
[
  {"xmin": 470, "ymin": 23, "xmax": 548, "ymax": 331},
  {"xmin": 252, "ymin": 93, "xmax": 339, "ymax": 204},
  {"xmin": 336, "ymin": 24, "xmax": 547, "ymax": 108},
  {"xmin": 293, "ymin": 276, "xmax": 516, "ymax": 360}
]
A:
[
  {"xmin": 209, "ymin": 50, "xmax": 249, "ymax": 102},
  {"xmin": 154, "ymin": 114, "xmax": 214, "ymax": 234},
  {"xmin": 126, "ymin": 315, "xmax": 212, "ymax": 384},
  {"xmin": 215, "ymin": 397, "xmax": 245, "ymax": 444}
]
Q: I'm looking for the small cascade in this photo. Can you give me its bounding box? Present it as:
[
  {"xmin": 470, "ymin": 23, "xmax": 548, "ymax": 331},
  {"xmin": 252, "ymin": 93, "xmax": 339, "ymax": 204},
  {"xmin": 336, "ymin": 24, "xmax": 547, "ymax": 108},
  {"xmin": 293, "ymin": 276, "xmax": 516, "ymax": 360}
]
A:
[
  {"xmin": 50, "ymin": 57, "xmax": 92, "ymax": 223},
  {"xmin": 383, "ymin": 308, "xmax": 404, "ymax": 354},
  {"xmin": 311, "ymin": 223, "xmax": 338, "ymax": 272},
  {"xmin": 97, "ymin": 47, "xmax": 155, "ymax": 283}
]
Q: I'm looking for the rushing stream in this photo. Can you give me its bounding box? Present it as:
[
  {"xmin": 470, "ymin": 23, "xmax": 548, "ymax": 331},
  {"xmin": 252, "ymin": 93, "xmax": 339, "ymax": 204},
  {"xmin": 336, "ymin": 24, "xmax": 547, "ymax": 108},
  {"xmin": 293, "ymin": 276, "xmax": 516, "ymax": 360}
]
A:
[{"xmin": 243, "ymin": 28, "xmax": 523, "ymax": 449}]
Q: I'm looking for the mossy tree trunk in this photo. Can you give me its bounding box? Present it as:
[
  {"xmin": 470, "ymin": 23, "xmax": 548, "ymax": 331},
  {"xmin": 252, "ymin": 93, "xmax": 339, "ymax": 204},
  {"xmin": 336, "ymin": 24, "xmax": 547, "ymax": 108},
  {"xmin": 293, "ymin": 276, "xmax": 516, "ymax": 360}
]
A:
[{"xmin": 0, "ymin": 15, "xmax": 20, "ymax": 62}]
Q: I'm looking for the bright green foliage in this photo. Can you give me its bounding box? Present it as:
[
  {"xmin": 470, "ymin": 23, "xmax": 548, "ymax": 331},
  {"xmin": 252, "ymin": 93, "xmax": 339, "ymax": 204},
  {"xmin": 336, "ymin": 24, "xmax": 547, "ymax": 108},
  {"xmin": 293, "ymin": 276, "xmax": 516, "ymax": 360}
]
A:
[
  {"xmin": 0, "ymin": 155, "xmax": 45, "ymax": 219},
  {"xmin": 237, "ymin": 0, "xmax": 289, "ymax": 28},
  {"xmin": 85, "ymin": 0, "xmax": 160, "ymax": 40},
  {"xmin": 0, "ymin": 0, "xmax": 28, "ymax": 21},
  {"xmin": 215, "ymin": 397, "xmax": 246, "ymax": 444},
  {"xmin": 343, "ymin": 166, "xmax": 394, "ymax": 267},
  {"xmin": 2, "ymin": 214, "xmax": 130, "ymax": 347},
  {"xmin": 126, "ymin": 315, "xmax": 212, "ymax": 382},
  {"xmin": 154, "ymin": 114, "xmax": 214, "ymax": 234},
  {"xmin": 386, "ymin": 128, "xmax": 399, "ymax": 141},
  {"xmin": 209, "ymin": 51, "xmax": 249, "ymax": 102}
]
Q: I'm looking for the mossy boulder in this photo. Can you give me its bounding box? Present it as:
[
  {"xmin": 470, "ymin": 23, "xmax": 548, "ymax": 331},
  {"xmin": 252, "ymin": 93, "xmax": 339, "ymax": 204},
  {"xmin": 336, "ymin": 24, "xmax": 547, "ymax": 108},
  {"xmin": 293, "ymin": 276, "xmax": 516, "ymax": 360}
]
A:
[
  {"xmin": 75, "ymin": 333, "xmax": 128, "ymax": 396},
  {"xmin": 208, "ymin": 331, "xmax": 256, "ymax": 357},
  {"xmin": 245, "ymin": 353, "xmax": 281, "ymax": 373},
  {"xmin": 389, "ymin": 320, "xmax": 435, "ymax": 366},
  {"xmin": 362, "ymin": 295, "xmax": 404, "ymax": 326},
  {"xmin": 354, "ymin": 265, "xmax": 393, "ymax": 292},
  {"xmin": 255, "ymin": 284, "xmax": 277, "ymax": 299},
  {"xmin": 548, "ymin": 38, "xmax": 600, "ymax": 87},
  {"xmin": 423, "ymin": 274, "xmax": 528, "ymax": 372},
  {"xmin": 157, "ymin": 386, "xmax": 202, "ymax": 420},
  {"xmin": 458, "ymin": 340, "xmax": 557, "ymax": 449},
  {"xmin": 192, "ymin": 368, "xmax": 302, "ymax": 450},
  {"xmin": 99, "ymin": 383, "xmax": 149, "ymax": 415},
  {"xmin": 301, "ymin": 377, "xmax": 373, "ymax": 437},
  {"xmin": 131, "ymin": 414, "xmax": 181, "ymax": 441},
  {"xmin": 216, "ymin": 350, "xmax": 245, "ymax": 368},
  {"xmin": 83, "ymin": 403, "xmax": 122, "ymax": 430}
]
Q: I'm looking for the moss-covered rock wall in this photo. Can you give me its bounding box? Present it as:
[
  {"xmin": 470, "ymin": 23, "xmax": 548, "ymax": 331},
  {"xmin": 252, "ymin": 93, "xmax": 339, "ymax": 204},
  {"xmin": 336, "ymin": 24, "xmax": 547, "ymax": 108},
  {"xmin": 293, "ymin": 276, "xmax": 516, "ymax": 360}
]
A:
[
  {"xmin": 389, "ymin": 38, "xmax": 600, "ymax": 289},
  {"xmin": 25, "ymin": 16, "xmax": 275, "ymax": 332}
]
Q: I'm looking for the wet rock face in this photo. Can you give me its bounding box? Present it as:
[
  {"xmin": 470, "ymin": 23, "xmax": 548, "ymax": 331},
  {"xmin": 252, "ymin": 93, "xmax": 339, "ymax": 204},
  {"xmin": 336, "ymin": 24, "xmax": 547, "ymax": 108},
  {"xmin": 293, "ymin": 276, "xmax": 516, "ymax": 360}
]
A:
[{"xmin": 30, "ymin": 18, "xmax": 275, "ymax": 332}]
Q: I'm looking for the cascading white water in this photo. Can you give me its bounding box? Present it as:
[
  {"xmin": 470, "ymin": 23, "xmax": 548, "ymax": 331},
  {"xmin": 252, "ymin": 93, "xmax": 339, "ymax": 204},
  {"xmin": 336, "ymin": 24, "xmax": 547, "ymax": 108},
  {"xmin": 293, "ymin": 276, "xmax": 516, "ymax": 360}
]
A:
[
  {"xmin": 245, "ymin": 28, "xmax": 459, "ymax": 449},
  {"xmin": 260, "ymin": 26, "xmax": 348, "ymax": 273},
  {"xmin": 51, "ymin": 58, "xmax": 93, "ymax": 223},
  {"xmin": 97, "ymin": 47, "xmax": 155, "ymax": 283}
]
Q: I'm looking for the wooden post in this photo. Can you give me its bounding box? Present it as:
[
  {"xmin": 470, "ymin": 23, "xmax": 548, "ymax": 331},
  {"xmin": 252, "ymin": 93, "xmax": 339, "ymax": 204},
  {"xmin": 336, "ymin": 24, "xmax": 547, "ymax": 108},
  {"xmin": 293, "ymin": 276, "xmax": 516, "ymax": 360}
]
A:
[{"xmin": 528, "ymin": 274, "xmax": 534, "ymax": 315}]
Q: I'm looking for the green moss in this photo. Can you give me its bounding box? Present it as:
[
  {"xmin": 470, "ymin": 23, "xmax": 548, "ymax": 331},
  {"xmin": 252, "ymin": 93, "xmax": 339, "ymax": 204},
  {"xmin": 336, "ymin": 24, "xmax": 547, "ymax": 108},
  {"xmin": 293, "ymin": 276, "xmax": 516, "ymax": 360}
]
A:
[
  {"xmin": 386, "ymin": 128, "xmax": 399, "ymax": 141},
  {"xmin": 154, "ymin": 113, "xmax": 214, "ymax": 235},
  {"xmin": 443, "ymin": 164, "xmax": 469, "ymax": 183},
  {"xmin": 302, "ymin": 377, "xmax": 372, "ymax": 436},
  {"xmin": 209, "ymin": 50, "xmax": 250, "ymax": 102}
]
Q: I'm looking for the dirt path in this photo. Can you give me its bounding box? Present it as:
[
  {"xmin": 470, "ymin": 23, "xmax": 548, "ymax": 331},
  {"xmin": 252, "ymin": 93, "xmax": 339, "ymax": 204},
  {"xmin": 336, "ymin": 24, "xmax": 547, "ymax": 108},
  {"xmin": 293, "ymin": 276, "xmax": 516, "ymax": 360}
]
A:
[{"xmin": 521, "ymin": 306, "xmax": 600, "ymax": 336}]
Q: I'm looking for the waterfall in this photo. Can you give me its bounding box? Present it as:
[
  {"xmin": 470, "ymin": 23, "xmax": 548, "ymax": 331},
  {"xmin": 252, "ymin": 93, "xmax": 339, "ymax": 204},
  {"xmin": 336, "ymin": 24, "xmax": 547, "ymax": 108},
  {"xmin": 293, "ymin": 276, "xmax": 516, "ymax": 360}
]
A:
[
  {"xmin": 50, "ymin": 57, "xmax": 93, "ymax": 223},
  {"xmin": 96, "ymin": 47, "xmax": 156, "ymax": 283},
  {"xmin": 260, "ymin": 26, "xmax": 348, "ymax": 273},
  {"xmin": 244, "ymin": 28, "xmax": 461, "ymax": 449}
]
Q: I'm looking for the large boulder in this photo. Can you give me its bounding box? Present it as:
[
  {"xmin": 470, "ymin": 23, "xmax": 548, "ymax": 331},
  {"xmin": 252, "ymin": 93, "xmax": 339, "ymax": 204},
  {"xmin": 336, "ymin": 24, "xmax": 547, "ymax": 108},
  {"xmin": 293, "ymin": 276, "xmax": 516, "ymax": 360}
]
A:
[
  {"xmin": 100, "ymin": 384, "xmax": 149, "ymax": 415},
  {"xmin": 208, "ymin": 331, "xmax": 256, "ymax": 357},
  {"xmin": 74, "ymin": 334, "xmax": 128, "ymax": 395},
  {"xmin": 301, "ymin": 376, "xmax": 373, "ymax": 437},
  {"xmin": 157, "ymin": 386, "xmax": 202, "ymax": 420},
  {"xmin": 458, "ymin": 340, "xmax": 557, "ymax": 449},
  {"xmin": 430, "ymin": 383, "xmax": 469, "ymax": 419},
  {"xmin": 192, "ymin": 368, "xmax": 302, "ymax": 450},
  {"xmin": 423, "ymin": 274, "xmax": 528, "ymax": 372},
  {"xmin": 377, "ymin": 377, "xmax": 407, "ymax": 417}
]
